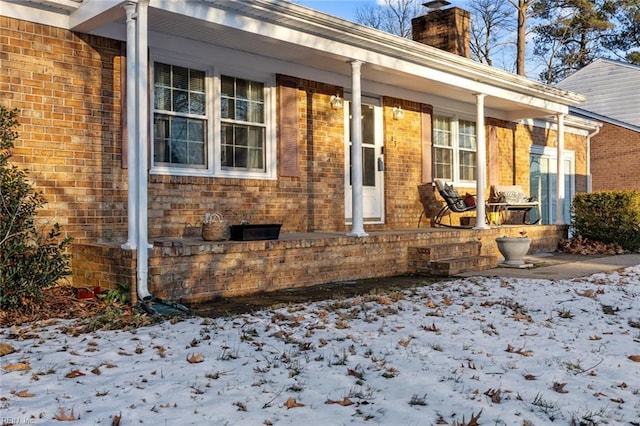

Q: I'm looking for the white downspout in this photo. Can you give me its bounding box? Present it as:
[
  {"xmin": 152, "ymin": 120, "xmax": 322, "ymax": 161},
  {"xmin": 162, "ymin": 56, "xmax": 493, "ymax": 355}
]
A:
[
  {"xmin": 347, "ymin": 60, "xmax": 368, "ymax": 237},
  {"xmin": 136, "ymin": 0, "xmax": 151, "ymax": 299},
  {"xmin": 555, "ymin": 113, "xmax": 565, "ymax": 225},
  {"xmin": 586, "ymin": 125, "xmax": 600, "ymax": 193},
  {"xmin": 473, "ymin": 93, "xmax": 489, "ymax": 229},
  {"xmin": 122, "ymin": 2, "xmax": 137, "ymax": 250}
]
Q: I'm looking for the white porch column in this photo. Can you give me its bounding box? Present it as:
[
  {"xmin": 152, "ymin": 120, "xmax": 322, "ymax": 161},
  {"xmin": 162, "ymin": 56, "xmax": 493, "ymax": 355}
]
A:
[
  {"xmin": 347, "ymin": 60, "xmax": 368, "ymax": 237},
  {"xmin": 136, "ymin": 0, "xmax": 151, "ymax": 299},
  {"xmin": 555, "ymin": 113, "xmax": 565, "ymax": 225},
  {"xmin": 473, "ymin": 93, "xmax": 489, "ymax": 229},
  {"xmin": 121, "ymin": 2, "xmax": 137, "ymax": 250}
]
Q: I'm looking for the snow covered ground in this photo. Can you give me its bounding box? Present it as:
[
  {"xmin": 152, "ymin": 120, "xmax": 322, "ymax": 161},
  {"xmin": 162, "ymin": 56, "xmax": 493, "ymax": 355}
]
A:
[{"xmin": 2, "ymin": 267, "xmax": 640, "ymax": 425}]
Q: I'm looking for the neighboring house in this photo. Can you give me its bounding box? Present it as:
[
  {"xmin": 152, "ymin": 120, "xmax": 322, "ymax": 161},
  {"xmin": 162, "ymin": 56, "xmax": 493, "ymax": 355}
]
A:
[
  {"xmin": 1, "ymin": 0, "xmax": 597, "ymax": 304},
  {"xmin": 557, "ymin": 59, "xmax": 640, "ymax": 191}
]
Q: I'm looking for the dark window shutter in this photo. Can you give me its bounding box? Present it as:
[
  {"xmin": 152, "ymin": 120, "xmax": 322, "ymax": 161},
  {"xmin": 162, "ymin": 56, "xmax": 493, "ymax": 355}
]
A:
[
  {"xmin": 488, "ymin": 123, "xmax": 498, "ymax": 185},
  {"xmin": 277, "ymin": 75, "xmax": 300, "ymax": 177},
  {"xmin": 421, "ymin": 104, "xmax": 433, "ymax": 183},
  {"xmin": 120, "ymin": 44, "xmax": 127, "ymax": 169}
]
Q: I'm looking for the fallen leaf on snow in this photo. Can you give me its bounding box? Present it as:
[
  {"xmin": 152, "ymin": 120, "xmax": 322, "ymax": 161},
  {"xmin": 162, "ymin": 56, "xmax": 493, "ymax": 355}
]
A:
[
  {"xmin": 187, "ymin": 352, "xmax": 204, "ymax": 363},
  {"xmin": 452, "ymin": 408, "xmax": 482, "ymax": 426},
  {"xmin": 552, "ymin": 382, "xmax": 568, "ymax": 393},
  {"xmin": 628, "ymin": 355, "xmax": 640, "ymax": 362},
  {"xmin": 2, "ymin": 361, "xmax": 31, "ymax": 371},
  {"xmin": 398, "ymin": 337, "xmax": 412, "ymax": 347},
  {"xmin": 53, "ymin": 407, "xmax": 77, "ymax": 421},
  {"xmin": 575, "ymin": 289, "xmax": 595, "ymax": 298},
  {"xmin": 325, "ymin": 397, "xmax": 354, "ymax": 406},
  {"xmin": 0, "ymin": 342, "xmax": 16, "ymax": 356},
  {"xmin": 65, "ymin": 369, "xmax": 86, "ymax": 378},
  {"xmin": 484, "ymin": 388, "xmax": 501, "ymax": 403},
  {"xmin": 284, "ymin": 398, "xmax": 305, "ymax": 409},
  {"xmin": 12, "ymin": 389, "xmax": 35, "ymax": 397},
  {"xmin": 423, "ymin": 323, "xmax": 439, "ymax": 332},
  {"xmin": 511, "ymin": 313, "xmax": 533, "ymax": 322},
  {"xmin": 506, "ymin": 344, "xmax": 532, "ymax": 356}
]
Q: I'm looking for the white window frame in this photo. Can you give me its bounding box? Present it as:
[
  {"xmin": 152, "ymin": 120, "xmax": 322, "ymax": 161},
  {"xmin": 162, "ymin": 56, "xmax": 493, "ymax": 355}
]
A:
[
  {"xmin": 212, "ymin": 68, "xmax": 276, "ymax": 180},
  {"xmin": 433, "ymin": 111, "xmax": 477, "ymax": 187},
  {"xmin": 149, "ymin": 55, "xmax": 276, "ymax": 180}
]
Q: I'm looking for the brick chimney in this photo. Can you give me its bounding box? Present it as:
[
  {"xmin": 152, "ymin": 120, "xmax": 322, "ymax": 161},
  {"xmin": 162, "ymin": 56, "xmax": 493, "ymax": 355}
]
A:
[{"xmin": 411, "ymin": 6, "xmax": 470, "ymax": 58}]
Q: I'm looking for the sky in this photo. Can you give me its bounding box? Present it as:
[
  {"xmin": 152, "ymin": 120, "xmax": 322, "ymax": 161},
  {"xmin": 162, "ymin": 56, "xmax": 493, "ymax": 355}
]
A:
[
  {"xmin": 294, "ymin": 1, "xmax": 472, "ymax": 23},
  {"xmin": 295, "ymin": 1, "xmax": 373, "ymax": 21},
  {"xmin": 2, "ymin": 267, "xmax": 639, "ymax": 424}
]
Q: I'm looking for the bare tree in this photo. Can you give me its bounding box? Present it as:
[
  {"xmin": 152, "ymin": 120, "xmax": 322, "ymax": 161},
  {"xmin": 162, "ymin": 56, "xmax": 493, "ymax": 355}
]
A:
[
  {"xmin": 506, "ymin": 0, "xmax": 541, "ymax": 76},
  {"xmin": 468, "ymin": 0, "xmax": 514, "ymax": 67},
  {"xmin": 354, "ymin": 0, "xmax": 422, "ymax": 38}
]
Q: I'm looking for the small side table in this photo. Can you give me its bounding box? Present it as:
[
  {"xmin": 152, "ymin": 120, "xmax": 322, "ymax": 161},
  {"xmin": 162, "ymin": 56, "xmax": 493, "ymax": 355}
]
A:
[{"xmin": 486, "ymin": 203, "xmax": 507, "ymax": 225}]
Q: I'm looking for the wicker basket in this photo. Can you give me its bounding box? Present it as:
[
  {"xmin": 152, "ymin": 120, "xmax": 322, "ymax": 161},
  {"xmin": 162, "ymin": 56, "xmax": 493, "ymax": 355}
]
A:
[{"xmin": 202, "ymin": 213, "xmax": 230, "ymax": 241}]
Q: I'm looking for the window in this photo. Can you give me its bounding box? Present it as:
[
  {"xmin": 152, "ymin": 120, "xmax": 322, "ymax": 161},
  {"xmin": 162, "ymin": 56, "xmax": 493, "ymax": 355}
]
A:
[
  {"xmin": 153, "ymin": 63, "xmax": 207, "ymax": 168},
  {"xmin": 151, "ymin": 60, "xmax": 274, "ymax": 179},
  {"xmin": 220, "ymin": 76, "xmax": 266, "ymax": 172},
  {"xmin": 433, "ymin": 114, "xmax": 477, "ymax": 183}
]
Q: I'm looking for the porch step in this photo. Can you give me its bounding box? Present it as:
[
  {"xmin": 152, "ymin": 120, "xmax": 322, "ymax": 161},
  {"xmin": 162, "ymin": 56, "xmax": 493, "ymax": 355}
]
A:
[
  {"xmin": 410, "ymin": 241, "xmax": 498, "ymax": 276},
  {"xmin": 422, "ymin": 255, "xmax": 497, "ymax": 276}
]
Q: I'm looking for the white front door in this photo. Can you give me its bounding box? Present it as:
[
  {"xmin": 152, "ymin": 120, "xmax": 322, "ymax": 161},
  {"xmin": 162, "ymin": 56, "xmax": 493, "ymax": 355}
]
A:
[{"xmin": 344, "ymin": 100, "xmax": 384, "ymax": 223}]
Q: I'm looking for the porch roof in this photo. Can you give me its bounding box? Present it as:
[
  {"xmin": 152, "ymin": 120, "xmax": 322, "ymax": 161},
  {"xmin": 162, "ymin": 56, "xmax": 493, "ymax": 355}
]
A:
[{"xmin": 7, "ymin": 0, "xmax": 587, "ymax": 120}]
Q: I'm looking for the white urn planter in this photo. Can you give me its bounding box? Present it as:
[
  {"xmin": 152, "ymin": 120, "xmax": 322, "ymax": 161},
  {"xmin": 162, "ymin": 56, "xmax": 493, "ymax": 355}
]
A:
[{"xmin": 496, "ymin": 237, "xmax": 532, "ymax": 267}]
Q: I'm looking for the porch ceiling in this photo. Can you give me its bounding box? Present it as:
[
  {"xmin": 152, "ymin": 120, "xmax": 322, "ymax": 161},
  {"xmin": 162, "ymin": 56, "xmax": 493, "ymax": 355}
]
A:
[{"xmin": 64, "ymin": 0, "xmax": 584, "ymax": 119}]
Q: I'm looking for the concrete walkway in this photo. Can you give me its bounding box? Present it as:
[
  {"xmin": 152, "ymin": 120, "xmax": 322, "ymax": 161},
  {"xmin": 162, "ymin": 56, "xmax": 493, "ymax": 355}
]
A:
[{"xmin": 462, "ymin": 252, "xmax": 640, "ymax": 280}]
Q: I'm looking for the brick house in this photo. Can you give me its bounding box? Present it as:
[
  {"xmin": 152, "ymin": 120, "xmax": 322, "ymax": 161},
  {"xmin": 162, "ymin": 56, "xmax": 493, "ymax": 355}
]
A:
[
  {"xmin": 556, "ymin": 59, "xmax": 640, "ymax": 191},
  {"xmin": 1, "ymin": 1, "xmax": 599, "ymax": 305}
]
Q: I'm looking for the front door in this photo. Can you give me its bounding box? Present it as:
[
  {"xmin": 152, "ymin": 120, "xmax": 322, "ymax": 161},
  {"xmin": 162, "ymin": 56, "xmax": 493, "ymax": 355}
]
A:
[
  {"xmin": 530, "ymin": 147, "xmax": 575, "ymax": 224},
  {"xmin": 344, "ymin": 100, "xmax": 384, "ymax": 223}
]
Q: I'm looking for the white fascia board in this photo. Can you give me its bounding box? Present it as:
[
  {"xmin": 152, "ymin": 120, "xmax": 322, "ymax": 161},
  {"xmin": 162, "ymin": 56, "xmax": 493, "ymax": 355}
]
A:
[
  {"xmin": 1, "ymin": 1, "xmax": 70, "ymax": 27},
  {"xmin": 153, "ymin": 0, "xmax": 569, "ymax": 116},
  {"xmin": 505, "ymin": 103, "xmax": 570, "ymax": 121},
  {"xmin": 522, "ymin": 116, "xmax": 600, "ymax": 137},
  {"xmin": 69, "ymin": 0, "xmax": 126, "ymax": 32}
]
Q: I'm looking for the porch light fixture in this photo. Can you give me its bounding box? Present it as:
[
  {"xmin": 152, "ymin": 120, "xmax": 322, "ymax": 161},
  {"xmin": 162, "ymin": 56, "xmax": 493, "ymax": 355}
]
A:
[
  {"xmin": 392, "ymin": 106, "xmax": 404, "ymax": 120},
  {"xmin": 423, "ymin": 0, "xmax": 451, "ymax": 9},
  {"xmin": 330, "ymin": 94, "xmax": 343, "ymax": 110}
]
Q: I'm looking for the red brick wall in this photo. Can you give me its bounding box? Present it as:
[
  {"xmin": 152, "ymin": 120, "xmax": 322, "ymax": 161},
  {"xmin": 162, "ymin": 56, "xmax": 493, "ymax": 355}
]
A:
[
  {"xmin": 148, "ymin": 225, "xmax": 565, "ymax": 303},
  {"xmin": 381, "ymin": 98, "xmax": 425, "ymax": 229},
  {"xmin": 590, "ymin": 123, "xmax": 640, "ymax": 191},
  {"xmin": 1, "ymin": 16, "xmax": 127, "ymax": 243}
]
